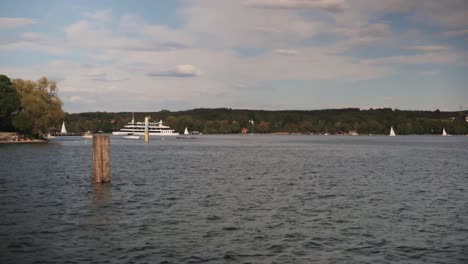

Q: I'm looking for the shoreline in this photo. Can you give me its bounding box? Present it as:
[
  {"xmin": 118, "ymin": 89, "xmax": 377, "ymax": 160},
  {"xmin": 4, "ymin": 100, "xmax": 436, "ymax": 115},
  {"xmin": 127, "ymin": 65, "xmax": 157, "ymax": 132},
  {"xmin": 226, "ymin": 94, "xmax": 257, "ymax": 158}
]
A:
[
  {"xmin": 0, "ymin": 139, "xmax": 48, "ymax": 144},
  {"xmin": 0, "ymin": 132, "xmax": 48, "ymax": 144}
]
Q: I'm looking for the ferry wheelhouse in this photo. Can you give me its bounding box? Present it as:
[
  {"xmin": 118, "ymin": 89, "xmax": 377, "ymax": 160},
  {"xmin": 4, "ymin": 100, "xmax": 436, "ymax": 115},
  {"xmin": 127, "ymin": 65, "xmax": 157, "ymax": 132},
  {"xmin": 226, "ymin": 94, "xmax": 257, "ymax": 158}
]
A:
[{"xmin": 112, "ymin": 119, "xmax": 179, "ymax": 136}]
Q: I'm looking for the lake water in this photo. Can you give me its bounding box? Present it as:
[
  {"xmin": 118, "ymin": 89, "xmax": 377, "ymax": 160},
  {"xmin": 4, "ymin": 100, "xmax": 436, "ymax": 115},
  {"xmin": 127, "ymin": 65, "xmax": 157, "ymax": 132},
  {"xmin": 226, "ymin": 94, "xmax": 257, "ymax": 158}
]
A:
[{"xmin": 1, "ymin": 135, "xmax": 467, "ymax": 263}]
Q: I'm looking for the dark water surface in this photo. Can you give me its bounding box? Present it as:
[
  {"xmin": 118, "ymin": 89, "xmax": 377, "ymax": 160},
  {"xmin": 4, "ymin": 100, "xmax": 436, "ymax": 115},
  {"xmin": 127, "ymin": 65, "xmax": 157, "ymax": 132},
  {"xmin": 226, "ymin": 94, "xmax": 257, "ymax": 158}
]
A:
[{"xmin": 1, "ymin": 135, "xmax": 467, "ymax": 263}]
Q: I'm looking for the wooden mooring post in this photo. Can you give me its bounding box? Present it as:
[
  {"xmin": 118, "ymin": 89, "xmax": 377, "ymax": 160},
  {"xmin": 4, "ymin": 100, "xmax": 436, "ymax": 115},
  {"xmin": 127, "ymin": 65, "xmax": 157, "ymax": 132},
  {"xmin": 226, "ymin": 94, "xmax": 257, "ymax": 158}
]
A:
[
  {"xmin": 144, "ymin": 116, "xmax": 149, "ymax": 143},
  {"xmin": 93, "ymin": 135, "xmax": 110, "ymax": 183}
]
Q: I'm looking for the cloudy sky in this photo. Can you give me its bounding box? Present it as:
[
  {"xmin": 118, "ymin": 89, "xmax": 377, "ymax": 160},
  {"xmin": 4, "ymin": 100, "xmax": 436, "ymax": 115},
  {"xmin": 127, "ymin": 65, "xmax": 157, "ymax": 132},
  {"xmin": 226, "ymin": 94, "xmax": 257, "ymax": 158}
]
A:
[{"xmin": 1, "ymin": 0, "xmax": 467, "ymax": 113}]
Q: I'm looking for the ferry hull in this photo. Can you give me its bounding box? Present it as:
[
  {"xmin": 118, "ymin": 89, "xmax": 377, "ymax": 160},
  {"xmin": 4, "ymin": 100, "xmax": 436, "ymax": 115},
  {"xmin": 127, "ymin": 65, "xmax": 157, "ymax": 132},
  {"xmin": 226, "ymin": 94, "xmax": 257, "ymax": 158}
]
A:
[
  {"xmin": 112, "ymin": 131, "xmax": 179, "ymax": 136},
  {"xmin": 112, "ymin": 131, "xmax": 132, "ymax": 135},
  {"xmin": 134, "ymin": 132, "xmax": 179, "ymax": 136}
]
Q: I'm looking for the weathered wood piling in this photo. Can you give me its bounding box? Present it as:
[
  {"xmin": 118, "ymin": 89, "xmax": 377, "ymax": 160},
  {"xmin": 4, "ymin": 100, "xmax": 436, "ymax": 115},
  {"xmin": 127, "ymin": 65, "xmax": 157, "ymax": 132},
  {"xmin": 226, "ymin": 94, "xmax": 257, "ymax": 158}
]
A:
[
  {"xmin": 144, "ymin": 116, "xmax": 149, "ymax": 143},
  {"xmin": 93, "ymin": 135, "xmax": 110, "ymax": 183}
]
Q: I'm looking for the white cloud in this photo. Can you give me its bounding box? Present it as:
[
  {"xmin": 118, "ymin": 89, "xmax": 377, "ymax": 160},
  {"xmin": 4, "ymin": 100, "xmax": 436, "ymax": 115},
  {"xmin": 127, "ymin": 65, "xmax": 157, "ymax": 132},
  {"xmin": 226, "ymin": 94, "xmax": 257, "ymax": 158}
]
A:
[
  {"xmin": 64, "ymin": 14, "xmax": 192, "ymax": 52},
  {"xmin": 68, "ymin": 95, "xmax": 92, "ymax": 103},
  {"xmin": 273, "ymin": 49, "xmax": 298, "ymax": 56},
  {"xmin": 84, "ymin": 9, "xmax": 112, "ymax": 22},
  {"xmin": 148, "ymin": 64, "xmax": 201, "ymax": 77},
  {"xmin": 174, "ymin": 64, "xmax": 201, "ymax": 76},
  {"xmin": 412, "ymin": 0, "xmax": 468, "ymax": 27},
  {"xmin": 405, "ymin": 45, "xmax": 451, "ymax": 52},
  {"xmin": 361, "ymin": 51, "xmax": 461, "ymax": 65},
  {"xmin": 244, "ymin": 0, "xmax": 347, "ymax": 13},
  {"xmin": 0, "ymin": 32, "xmax": 66, "ymax": 54},
  {"xmin": 0, "ymin": 17, "xmax": 36, "ymax": 29},
  {"xmin": 419, "ymin": 70, "xmax": 440, "ymax": 76},
  {"xmin": 348, "ymin": 0, "xmax": 415, "ymax": 14},
  {"xmin": 83, "ymin": 67, "xmax": 128, "ymax": 82},
  {"xmin": 375, "ymin": 0, "xmax": 416, "ymax": 13},
  {"xmin": 64, "ymin": 20, "xmax": 103, "ymax": 48},
  {"xmin": 442, "ymin": 29, "xmax": 468, "ymax": 37},
  {"xmin": 330, "ymin": 23, "xmax": 393, "ymax": 49},
  {"xmin": 180, "ymin": 0, "xmax": 322, "ymax": 48},
  {"xmin": 3, "ymin": 1, "xmax": 467, "ymax": 112},
  {"xmin": 85, "ymin": 68, "xmax": 106, "ymax": 79}
]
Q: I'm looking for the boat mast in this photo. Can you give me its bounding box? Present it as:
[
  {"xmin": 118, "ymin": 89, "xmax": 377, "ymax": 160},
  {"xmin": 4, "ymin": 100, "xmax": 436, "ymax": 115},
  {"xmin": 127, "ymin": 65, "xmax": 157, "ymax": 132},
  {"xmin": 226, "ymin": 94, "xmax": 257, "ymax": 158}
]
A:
[{"xmin": 132, "ymin": 112, "xmax": 135, "ymax": 134}]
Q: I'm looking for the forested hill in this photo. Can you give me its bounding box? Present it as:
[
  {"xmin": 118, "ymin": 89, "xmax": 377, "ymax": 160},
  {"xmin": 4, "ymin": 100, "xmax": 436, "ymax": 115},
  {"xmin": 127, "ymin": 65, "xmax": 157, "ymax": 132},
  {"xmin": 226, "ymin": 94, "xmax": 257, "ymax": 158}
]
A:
[{"xmin": 64, "ymin": 108, "xmax": 468, "ymax": 135}]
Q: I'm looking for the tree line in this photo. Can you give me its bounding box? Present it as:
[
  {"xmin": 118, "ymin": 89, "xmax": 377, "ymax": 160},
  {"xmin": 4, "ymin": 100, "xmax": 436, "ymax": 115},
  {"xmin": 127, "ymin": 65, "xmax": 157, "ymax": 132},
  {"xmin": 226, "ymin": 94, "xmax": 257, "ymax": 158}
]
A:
[
  {"xmin": 65, "ymin": 108, "xmax": 468, "ymax": 135},
  {"xmin": 1, "ymin": 73, "xmax": 467, "ymax": 136},
  {"xmin": 0, "ymin": 74, "xmax": 64, "ymax": 137}
]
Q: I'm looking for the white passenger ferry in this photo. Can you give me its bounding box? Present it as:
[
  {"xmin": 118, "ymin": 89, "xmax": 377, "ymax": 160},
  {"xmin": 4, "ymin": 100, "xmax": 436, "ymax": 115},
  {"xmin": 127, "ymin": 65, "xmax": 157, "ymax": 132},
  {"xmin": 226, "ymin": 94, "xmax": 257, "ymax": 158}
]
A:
[{"xmin": 112, "ymin": 118, "xmax": 179, "ymax": 136}]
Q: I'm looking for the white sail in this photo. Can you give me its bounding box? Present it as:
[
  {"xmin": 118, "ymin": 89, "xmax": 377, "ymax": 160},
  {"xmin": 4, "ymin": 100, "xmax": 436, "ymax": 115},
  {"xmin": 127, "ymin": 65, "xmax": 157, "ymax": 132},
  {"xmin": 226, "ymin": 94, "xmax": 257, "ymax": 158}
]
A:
[
  {"xmin": 61, "ymin": 121, "xmax": 67, "ymax": 134},
  {"xmin": 442, "ymin": 128, "xmax": 448, "ymax": 136},
  {"xmin": 389, "ymin": 126, "xmax": 396, "ymax": 136},
  {"xmin": 184, "ymin": 127, "xmax": 189, "ymax": 135}
]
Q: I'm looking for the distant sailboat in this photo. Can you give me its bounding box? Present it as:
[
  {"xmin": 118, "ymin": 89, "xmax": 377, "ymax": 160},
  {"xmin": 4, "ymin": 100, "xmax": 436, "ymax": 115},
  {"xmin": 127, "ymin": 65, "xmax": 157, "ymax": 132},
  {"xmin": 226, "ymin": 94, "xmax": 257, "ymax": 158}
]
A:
[
  {"xmin": 389, "ymin": 126, "xmax": 396, "ymax": 136},
  {"xmin": 442, "ymin": 128, "xmax": 451, "ymax": 136},
  {"xmin": 177, "ymin": 127, "xmax": 195, "ymax": 139},
  {"xmin": 82, "ymin": 131, "xmax": 92, "ymax": 139},
  {"xmin": 46, "ymin": 132, "xmax": 55, "ymax": 140},
  {"xmin": 61, "ymin": 121, "xmax": 67, "ymax": 135}
]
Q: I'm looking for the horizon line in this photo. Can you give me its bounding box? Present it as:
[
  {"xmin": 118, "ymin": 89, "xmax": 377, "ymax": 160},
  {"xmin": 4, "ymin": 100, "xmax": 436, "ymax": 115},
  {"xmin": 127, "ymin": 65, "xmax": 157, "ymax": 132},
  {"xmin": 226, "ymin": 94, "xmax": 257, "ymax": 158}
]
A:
[{"xmin": 66, "ymin": 107, "xmax": 468, "ymax": 114}]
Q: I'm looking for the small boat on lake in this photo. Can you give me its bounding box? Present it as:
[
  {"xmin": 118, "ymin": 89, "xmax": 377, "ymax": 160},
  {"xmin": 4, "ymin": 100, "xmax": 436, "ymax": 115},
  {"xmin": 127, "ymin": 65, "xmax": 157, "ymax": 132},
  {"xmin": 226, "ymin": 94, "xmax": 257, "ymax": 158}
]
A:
[
  {"xmin": 61, "ymin": 121, "xmax": 67, "ymax": 135},
  {"xmin": 123, "ymin": 135, "xmax": 140, "ymax": 139},
  {"xmin": 177, "ymin": 127, "xmax": 195, "ymax": 139},
  {"xmin": 46, "ymin": 132, "xmax": 55, "ymax": 140},
  {"xmin": 442, "ymin": 128, "xmax": 451, "ymax": 136},
  {"xmin": 389, "ymin": 126, "xmax": 396, "ymax": 136},
  {"xmin": 82, "ymin": 131, "xmax": 93, "ymax": 139}
]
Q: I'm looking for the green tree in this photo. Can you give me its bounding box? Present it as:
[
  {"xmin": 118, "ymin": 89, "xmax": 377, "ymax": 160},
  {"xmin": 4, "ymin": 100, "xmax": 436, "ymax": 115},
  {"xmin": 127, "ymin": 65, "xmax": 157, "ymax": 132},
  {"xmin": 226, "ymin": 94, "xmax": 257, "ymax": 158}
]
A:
[
  {"xmin": 230, "ymin": 120, "xmax": 241, "ymax": 133},
  {"xmin": 257, "ymin": 121, "xmax": 271, "ymax": 133},
  {"xmin": 0, "ymin": 74, "xmax": 21, "ymax": 131},
  {"xmin": 65, "ymin": 107, "xmax": 468, "ymax": 135},
  {"xmin": 12, "ymin": 77, "xmax": 64, "ymax": 136}
]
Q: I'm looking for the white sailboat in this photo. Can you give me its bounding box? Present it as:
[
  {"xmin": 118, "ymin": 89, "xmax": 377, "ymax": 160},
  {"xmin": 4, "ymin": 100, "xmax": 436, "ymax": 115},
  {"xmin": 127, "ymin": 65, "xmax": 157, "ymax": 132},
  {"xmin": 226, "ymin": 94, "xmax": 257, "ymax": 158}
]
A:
[
  {"xmin": 389, "ymin": 126, "xmax": 396, "ymax": 136},
  {"xmin": 177, "ymin": 126, "xmax": 194, "ymax": 139},
  {"xmin": 61, "ymin": 121, "xmax": 67, "ymax": 135},
  {"xmin": 442, "ymin": 128, "xmax": 451, "ymax": 136},
  {"xmin": 82, "ymin": 131, "xmax": 93, "ymax": 139},
  {"xmin": 46, "ymin": 132, "xmax": 55, "ymax": 140}
]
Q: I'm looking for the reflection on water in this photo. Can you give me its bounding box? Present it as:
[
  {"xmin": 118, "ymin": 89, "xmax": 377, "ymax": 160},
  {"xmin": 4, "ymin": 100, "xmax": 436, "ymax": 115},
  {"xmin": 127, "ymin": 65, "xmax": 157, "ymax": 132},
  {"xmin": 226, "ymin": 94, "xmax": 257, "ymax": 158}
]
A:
[
  {"xmin": 1, "ymin": 135, "xmax": 468, "ymax": 263},
  {"xmin": 92, "ymin": 183, "xmax": 111, "ymax": 208}
]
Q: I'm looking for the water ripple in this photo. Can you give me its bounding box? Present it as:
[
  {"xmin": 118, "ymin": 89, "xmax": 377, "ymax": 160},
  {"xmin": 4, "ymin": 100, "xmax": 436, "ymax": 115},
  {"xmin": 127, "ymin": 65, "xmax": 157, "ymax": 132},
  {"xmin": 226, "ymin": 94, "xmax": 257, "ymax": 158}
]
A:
[{"xmin": 1, "ymin": 135, "xmax": 467, "ymax": 263}]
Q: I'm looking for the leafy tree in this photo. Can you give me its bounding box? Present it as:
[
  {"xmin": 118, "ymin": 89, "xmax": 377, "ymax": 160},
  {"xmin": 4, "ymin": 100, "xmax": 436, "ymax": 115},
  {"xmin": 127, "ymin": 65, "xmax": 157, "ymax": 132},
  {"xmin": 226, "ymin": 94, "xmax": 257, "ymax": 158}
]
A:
[
  {"xmin": 230, "ymin": 120, "xmax": 241, "ymax": 133},
  {"xmin": 0, "ymin": 75, "xmax": 21, "ymax": 131},
  {"xmin": 12, "ymin": 77, "xmax": 64, "ymax": 136}
]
